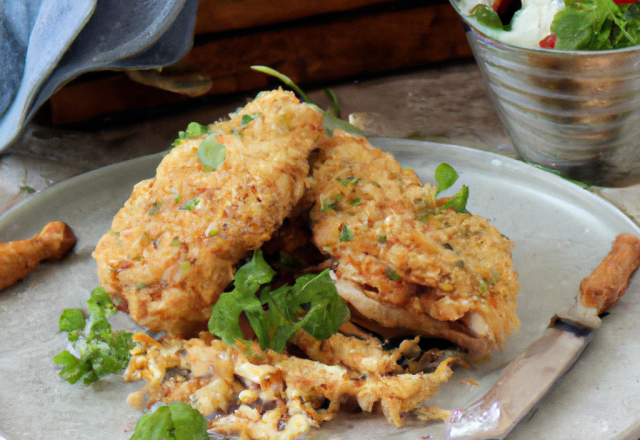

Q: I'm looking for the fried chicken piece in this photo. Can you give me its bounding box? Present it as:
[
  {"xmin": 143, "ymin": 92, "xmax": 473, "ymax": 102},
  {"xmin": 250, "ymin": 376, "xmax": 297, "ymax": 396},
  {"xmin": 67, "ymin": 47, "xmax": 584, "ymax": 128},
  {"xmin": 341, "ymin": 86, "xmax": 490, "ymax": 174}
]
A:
[
  {"xmin": 93, "ymin": 90, "xmax": 323, "ymax": 335},
  {"xmin": 580, "ymin": 233, "xmax": 640, "ymax": 314},
  {"xmin": 310, "ymin": 131, "xmax": 519, "ymax": 357},
  {"xmin": 0, "ymin": 221, "xmax": 76, "ymax": 291}
]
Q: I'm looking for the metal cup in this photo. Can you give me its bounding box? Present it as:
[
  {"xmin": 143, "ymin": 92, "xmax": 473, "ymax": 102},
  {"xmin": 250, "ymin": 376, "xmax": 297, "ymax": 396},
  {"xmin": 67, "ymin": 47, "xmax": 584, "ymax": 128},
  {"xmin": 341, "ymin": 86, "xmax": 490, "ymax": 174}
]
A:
[{"xmin": 463, "ymin": 24, "xmax": 640, "ymax": 186}]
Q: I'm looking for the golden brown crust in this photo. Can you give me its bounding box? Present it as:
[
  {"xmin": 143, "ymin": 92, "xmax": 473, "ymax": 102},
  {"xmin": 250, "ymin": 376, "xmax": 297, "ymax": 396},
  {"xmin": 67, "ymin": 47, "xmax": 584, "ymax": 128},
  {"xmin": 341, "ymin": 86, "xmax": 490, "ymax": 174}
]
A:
[
  {"xmin": 310, "ymin": 131, "xmax": 519, "ymax": 356},
  {"xmin": 0, "ymin": 221, "xmax": 76, "ymax": 291},
  {"xmin": 93, "ymin": 90, "xmax": 323, "ymax": 335},
  {"xmin": 580, "ymin": 233, "xmax": 640, "ymax": 314}
]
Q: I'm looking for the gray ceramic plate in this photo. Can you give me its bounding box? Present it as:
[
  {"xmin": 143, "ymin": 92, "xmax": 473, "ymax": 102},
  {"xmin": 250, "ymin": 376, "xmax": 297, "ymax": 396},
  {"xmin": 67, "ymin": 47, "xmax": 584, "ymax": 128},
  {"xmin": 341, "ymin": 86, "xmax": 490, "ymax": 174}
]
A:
[{"xmin": 1, "ymin": 139, "xmax": 639, "ymax": 440}]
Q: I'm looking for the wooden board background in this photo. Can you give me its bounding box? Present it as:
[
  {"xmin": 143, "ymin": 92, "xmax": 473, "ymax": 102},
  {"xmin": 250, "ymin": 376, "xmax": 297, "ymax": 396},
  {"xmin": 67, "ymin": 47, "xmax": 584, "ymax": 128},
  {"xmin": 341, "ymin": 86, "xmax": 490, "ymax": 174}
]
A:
[{"xmin": 49, "ymin": 0, "xmax": 472, "ymax": 125}]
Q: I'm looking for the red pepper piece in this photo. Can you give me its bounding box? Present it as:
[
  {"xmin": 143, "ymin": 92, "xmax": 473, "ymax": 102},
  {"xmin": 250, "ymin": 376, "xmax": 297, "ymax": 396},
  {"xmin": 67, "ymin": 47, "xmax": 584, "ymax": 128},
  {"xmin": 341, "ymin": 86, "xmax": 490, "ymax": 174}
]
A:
[
  {"xmin": 492, "ymin": 0, "xmax": 513, "ymax": 15},
  {"xmin": 614, "ymin": 0, "xmax": 638, "ymax": 4},
  {"xmin": 539, "ymin": 34, "xmax": 557, "ymax": 49}
]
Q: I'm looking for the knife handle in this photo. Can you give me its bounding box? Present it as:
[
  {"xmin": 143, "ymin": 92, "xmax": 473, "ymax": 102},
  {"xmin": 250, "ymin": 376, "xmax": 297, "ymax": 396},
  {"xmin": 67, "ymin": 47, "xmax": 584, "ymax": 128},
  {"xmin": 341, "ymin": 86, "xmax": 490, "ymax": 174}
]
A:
[{"xmin": 445, "ymin": 322, "xmax": 593, "ymax": 440}]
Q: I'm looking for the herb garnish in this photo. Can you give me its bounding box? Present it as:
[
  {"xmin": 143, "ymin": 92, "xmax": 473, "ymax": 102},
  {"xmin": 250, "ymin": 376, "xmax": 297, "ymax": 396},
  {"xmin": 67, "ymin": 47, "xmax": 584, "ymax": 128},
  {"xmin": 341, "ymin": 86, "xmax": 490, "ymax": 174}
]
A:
[
  {"xmin": 552, "ymin": 0, "xmax": 640, "ymax": 50},
  {"xmin": 384, "ymin": 268, "xmax": 401, "ymax": 281},
  {"xmin": 53, "ymin": 287, "xmax": 134, "ymax": 385},
  {"xmin": 337, "ymin": 177, "xmax": 361, "ymax": 187},
  {"xmin": 208, "ymin": 250, "xmax": 349, "ymax": 353},
  {"xmin": 251, "ymin": 66, "xmax": 364, "ymax": 138},
  {"xmin": 179, "ymin": 196, "xmax": 202, "ymax": 211},
  {"xmin": 172, "ymin": 122, "xmax": 211, "ymax": 147},
  {"xmin": 434, "ymin": 163, "xmax": 469, "ymax": 214},
  {"xmin": 129, "ymin": 402, "xmax": 208, "ymax": 440},
  {"xmin": 241, "ymin": 113, "xmax": 260, "ymax": 127},
  {"xmin": 339, "ymin": 225, "xmax": 354, "ymax": 242},
  {"xmin": 197, "ymin": 135, "xmax": 226, "ymax": 170}
]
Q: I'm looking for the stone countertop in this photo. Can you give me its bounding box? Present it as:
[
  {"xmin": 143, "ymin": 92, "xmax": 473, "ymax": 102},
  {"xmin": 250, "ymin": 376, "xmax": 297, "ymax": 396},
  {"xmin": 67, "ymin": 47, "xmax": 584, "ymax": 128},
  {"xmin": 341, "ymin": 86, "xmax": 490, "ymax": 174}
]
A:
[{"xmin": 1, "ymin": 59, "xmax": 639, "ymax": 224}]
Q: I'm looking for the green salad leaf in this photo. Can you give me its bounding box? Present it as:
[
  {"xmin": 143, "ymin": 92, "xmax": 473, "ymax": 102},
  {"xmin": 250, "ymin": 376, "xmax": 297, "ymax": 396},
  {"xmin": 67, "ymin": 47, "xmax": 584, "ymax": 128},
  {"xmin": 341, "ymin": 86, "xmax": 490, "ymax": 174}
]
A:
[
  {"xmin": 53, "ymin": 287, "xmax": 134, "ymax": 385},
  {"xmin": 552, "ymin": 0, "xmax": 640, "ymax": 50},
  {"xmin": 208, "ymin": 250, "xmax": 349, "ymax": 352},
  {"xmin": 129, "ymin": 402, "xmax": 208, "ymax": 440},
  {"xmin": 197, "ymin": 135, "xmax": 226, "ymax": 170}
]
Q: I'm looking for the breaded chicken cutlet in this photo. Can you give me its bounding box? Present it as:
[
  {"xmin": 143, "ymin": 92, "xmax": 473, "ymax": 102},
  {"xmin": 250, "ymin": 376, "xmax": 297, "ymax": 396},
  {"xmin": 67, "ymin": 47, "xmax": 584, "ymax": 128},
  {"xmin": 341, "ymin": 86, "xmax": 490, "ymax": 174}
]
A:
[
  {"xmin": 93, "ymin": 90, "xmax": 323, "ymax": 335},
  {"xmin": 310, "ymin": 131, "xmax": 519, "ymax": 357}
]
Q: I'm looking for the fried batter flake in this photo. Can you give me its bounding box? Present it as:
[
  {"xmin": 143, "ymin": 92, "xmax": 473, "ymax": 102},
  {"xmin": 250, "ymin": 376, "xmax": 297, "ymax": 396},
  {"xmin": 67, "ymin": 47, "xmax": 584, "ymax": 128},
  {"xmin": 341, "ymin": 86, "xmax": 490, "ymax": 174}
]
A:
[{"xmin": 125, "ymin": 332, "xmax": 457, "ymax": 439}]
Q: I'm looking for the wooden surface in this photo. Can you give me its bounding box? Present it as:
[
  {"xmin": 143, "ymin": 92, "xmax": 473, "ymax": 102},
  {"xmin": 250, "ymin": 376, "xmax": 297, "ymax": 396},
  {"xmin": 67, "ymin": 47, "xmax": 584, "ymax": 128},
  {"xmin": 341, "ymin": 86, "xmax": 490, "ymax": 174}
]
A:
[
  {"xmin": 194, "ymin": 0, "xmax": 397, "ymax": 35},
  {"xmin": 49, "ymin": 3, "xmax": 471, "ymax": 125}
]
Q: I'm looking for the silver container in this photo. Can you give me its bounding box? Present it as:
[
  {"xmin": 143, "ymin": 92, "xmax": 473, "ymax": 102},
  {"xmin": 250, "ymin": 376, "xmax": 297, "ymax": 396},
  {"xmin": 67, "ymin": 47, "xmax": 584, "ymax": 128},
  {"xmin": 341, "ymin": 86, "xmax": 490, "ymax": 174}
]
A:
[{"xmin": 464, "ymin": 26, "xmax": 640, "ymax": 186}]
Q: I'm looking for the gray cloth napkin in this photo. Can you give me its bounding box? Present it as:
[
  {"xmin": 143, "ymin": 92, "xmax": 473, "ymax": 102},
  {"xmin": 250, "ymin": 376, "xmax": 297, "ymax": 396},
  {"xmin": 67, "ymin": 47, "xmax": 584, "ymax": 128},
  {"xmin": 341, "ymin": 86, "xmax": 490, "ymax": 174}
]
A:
[{"xmin": 0, "ymin": 0, "xmax": 198, "ymax": 152}]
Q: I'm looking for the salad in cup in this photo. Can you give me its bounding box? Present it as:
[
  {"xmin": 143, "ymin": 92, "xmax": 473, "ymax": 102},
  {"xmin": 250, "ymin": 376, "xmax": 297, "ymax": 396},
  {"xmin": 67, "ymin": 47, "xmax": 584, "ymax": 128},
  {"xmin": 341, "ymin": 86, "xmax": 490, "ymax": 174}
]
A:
[{"xmin": 455, "ymin": 0, "xmax": 640, "ymax": 50}]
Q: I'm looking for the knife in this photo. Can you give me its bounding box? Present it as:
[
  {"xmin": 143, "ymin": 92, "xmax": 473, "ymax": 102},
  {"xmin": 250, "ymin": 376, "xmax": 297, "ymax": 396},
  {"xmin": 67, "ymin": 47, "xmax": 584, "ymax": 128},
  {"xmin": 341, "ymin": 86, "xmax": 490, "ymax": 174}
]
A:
[{"xmin": 445, "ymin": 233, "xmax": 640, "ymax": 440}]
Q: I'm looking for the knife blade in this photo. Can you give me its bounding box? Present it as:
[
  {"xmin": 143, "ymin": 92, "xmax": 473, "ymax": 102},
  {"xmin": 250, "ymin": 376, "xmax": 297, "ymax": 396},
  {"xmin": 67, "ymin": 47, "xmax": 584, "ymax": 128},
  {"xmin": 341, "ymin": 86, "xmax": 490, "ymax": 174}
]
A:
[{"xmin": 445, "ymin": 234, "xmax": 640, "ymax": 440}]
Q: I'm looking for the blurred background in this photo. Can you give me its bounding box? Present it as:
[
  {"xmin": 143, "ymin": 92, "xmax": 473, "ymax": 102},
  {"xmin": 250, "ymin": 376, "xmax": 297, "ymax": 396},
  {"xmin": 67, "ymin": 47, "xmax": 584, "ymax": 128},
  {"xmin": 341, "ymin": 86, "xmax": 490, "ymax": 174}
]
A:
[{"xmin": 1, "ymin": 0, "xmax": 637, "ymax": 218}]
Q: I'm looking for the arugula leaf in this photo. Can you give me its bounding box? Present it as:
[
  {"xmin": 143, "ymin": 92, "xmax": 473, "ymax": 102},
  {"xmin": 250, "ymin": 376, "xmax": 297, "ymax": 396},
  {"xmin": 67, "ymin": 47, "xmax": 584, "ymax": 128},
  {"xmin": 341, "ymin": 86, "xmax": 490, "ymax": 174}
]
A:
[
  {"xmin": 310, "ymin": 104, "xmax": 364, "ymax": 138},
  {"xmin": 323, "ymin": 88, "xmax": 341, "ymax": 118},
  {"xmin": 208, "ymin": 250, "xmax": 276, "ymax": 347},
  {"xmin": 208, "ymin": 251, "xmax": 348, "ymax": 353},
  {"xmin": 250, "ymin": 66, "xmax": 363, "ymax": 138},
  {"xmin": 552, "ymin": 0, "xmax": 640, "ymax": 50},
  {"xmin": 440, "ymin": 186, "xmax": 469, "ymax": 214},
  {"xmin": 434, "ymin": 163, "xmax": 458, "ymax": 196},
  {"xmin": 130, "ymin": 402, "xmax": 208, "ymax": 440},
  {"xmin": 251, "ymin": 66, "xmax": 311, "ymax": 103},
  {"xmin": 54, "ymin": 288, "xmax": 134, "ymax": 385},
  {"xmin": 246, "ymin": 270, "xmax": 349, "ymax": 351},
  {"xmin": 197, "ymin": 135, "xmax": 226, "ymax": 170}
]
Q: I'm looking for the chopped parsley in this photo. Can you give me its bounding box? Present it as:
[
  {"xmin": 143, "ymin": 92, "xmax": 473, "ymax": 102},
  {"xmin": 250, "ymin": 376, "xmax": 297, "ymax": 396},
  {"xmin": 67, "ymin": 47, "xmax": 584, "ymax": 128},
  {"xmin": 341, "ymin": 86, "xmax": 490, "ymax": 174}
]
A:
[
  {"xmin": 241, "ymin": 113, "xmax": 260, "ymax": 127},
  {"xmin": 148, "ymin": 201, "xmax": 162, "ymax": 216},
  {"xmin": 339, "ymin": 225, "xmax": 354, "ymax": 242},
  {"xmin": 20, "ymin": 186, "xmax": 36, "ymax": 194},
  {"xmin": 321, "ymin": 194, "xmax": 343, "ymax": 212},
  {"xmin": 179, "ymin": 196, "xmax": 202, "ymax": 211},
  {"xmin": 53, "ymin": 287, "xmax": 134, "ymax": 386},
  {"xmin": 378, "ymin": 235, "xmax": 387, "ymax": 244},
  {"xmin": 350, "ymin": 197, "xmax": 361, "ymax": 206},
  {"xmin": 384, "ymin": 268, "xmax": 401, "ymax": 281},
  {"xmin": 337, "ymin": 177, "xmax": 361, "ymax": 187}
]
